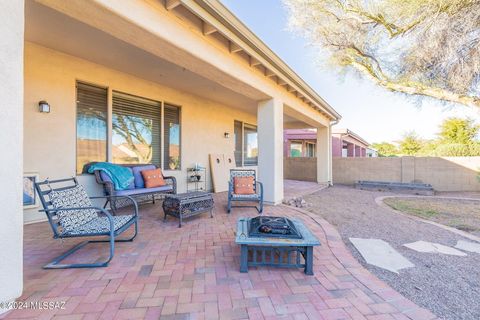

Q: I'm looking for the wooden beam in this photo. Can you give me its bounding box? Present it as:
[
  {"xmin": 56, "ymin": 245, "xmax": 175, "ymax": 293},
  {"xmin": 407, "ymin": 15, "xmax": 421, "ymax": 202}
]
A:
[
  {"xmin": 265, "ymin": 69, "xmax": 275, "ymax": 78},
  {"xmin": 165, "ymin": 0, "xmax": 181, "ymax": 10},
  {"xmin": 249, "ymin": 56, "xmax": 262, "ymax": 67},
  {"xmin": 229, "ymin": 41, "xmax": 242, "ymax": 53},
  {"xmin": 202, "ymin": 22, "xmax": 217, "ymax": 35}
]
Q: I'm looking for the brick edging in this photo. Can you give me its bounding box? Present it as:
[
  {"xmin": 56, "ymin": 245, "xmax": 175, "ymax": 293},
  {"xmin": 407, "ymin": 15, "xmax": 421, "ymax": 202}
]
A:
[{"xmin": 282, "ymin": 204, "xmax": 438, "ymax": 320}]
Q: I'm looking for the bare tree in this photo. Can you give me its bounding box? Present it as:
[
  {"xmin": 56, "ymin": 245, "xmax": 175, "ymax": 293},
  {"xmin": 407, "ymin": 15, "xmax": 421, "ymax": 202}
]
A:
[{"xmin": 283, "ymin": 0, "xmax": 480, "ymax": 108}]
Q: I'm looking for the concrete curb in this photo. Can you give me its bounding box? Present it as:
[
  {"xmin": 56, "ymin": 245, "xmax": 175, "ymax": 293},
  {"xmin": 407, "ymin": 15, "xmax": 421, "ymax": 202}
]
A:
[{"xmin": 376, "ymin": 195, "xmax": 480, "ymax": 243}]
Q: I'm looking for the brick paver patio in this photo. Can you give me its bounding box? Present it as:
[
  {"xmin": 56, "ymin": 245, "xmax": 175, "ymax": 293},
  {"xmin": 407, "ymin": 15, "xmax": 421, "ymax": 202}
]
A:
[{"xmin": 2, "ymin": 192, "xmax": 436, "ymax": 319}]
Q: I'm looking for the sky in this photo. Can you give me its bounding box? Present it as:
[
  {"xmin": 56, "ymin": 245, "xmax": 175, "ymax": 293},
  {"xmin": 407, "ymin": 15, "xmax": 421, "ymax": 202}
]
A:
[{"xmin": 220, "ymin": 0, "xmax": 479, "ymax": 143}]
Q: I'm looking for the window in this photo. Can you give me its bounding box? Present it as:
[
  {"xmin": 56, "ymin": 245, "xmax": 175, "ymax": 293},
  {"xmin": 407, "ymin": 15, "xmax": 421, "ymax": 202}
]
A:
[
  {"xmin": 234, "ymin": 120, "xmax": 243, "ymax": 166},
  {"xmin": 234, "ymin": 121, "xmax": 258, "ymax": 166},
  {"xmin": 290, "ymin": 141, "xmax": 303, "ymax": 157},
  {"xmin": 305, "ymin": 142, "xmax": 316, "ymax": 157},
  {"xmin": 112, "ymin": 91, "xmax": 161, "ymax": 165},
  {"xmin": 243, "ymin": 124, "xmax": 258, "ymax": 166},
  {"xmin": 164, "ymin": 104, "xmax": 181, "ymax": 170},
  {"xmin": 76, "ymin": 81, "xmax": 108, "ymax": 174}
]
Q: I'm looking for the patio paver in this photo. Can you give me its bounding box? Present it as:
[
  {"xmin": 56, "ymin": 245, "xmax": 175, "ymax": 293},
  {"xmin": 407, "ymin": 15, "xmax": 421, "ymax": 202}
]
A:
[{"xmin": 1, "ymin": 192, "xmax": 436, "ymax": 319}]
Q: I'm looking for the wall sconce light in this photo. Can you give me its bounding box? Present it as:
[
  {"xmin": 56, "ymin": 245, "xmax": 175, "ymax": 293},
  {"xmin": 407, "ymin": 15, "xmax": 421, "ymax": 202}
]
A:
[
  {"xmin": 38, "ymin": 100, "xmax": 50, "ymax": 113},
  {"xmin": 224, "ymin": 132, "xmax": 230, "ymax": 139}
]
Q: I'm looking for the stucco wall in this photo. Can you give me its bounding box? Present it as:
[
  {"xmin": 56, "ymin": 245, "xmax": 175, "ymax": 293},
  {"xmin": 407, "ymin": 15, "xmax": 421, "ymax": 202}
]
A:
[
  {"xmin": 284, "ymin": 157, "xmax": 317, "ymax": 182},
  {"xmin": 332, "ymin": 156, "xmax": 480, "ymax": 192},
  {"xmin": 24, "ymin": 42, "xmax": 257, "ymax": 223},
  {"xmin": 0, "ymin": 0, "xmax": 24, "ymax": 309}
]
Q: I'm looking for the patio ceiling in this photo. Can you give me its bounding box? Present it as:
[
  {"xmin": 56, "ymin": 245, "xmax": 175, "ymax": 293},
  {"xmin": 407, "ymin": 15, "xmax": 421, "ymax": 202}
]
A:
[
  {"xmin": 25, "ymin": 1, "xmax": 261, "ymax": 113},
  {"xmin": 25, "ymin": 1, "xmax": 315, "ymax": 128}
]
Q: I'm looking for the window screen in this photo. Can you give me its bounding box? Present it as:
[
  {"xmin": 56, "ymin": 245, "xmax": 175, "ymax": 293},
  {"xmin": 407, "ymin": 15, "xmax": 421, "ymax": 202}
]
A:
[
  {"xmin": 76, "ymin": 81, "xmax": 108, "ymax": 174},
  {"xmin": 112, "ymin": 91, "xmax": 161, "ymax": 165},
  {"xmin": 164, "ymin": 104, "xmax": 181, "ymax": 170}
]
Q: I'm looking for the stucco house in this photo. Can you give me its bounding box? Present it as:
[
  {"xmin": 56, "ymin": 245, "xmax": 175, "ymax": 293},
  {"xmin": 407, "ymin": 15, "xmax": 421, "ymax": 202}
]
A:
[
  {"xmin": 1, "ymin": 0, "xmax": 341, "ymax": 307},
  {"xmin": 284, "ymin": 128, "xmax": 369, "ymax": 158}
]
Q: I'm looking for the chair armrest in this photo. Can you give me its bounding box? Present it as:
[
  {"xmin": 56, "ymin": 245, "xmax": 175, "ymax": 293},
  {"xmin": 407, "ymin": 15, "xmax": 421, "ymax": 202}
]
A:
[
  {"xmin": 228, "ymin": 181, "xmax": 233, "ymax": 196},
  {"xmin": 93, "ymin": 170, "xmax": 115, "ymax": 196},
  {"xmin": 163, "ymin": 176, "xmax": 177, "ymax": 194},
  {"xmin": 90, "ymin": 195, "xmax": 139, "ymax": 217},
  {"xmin": 256, "ymin": 181, "xmax": 264, "ymax": 197}
]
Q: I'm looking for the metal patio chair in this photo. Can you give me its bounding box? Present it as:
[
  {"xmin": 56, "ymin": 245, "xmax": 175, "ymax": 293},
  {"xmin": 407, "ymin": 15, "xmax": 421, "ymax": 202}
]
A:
[
  {"xmin": 227, "ymin": 169, "xmax": 264, "ymax": 214},
  {"xmin": 34, "ymin": 177, "xmax": 138, "ymax": 269}
]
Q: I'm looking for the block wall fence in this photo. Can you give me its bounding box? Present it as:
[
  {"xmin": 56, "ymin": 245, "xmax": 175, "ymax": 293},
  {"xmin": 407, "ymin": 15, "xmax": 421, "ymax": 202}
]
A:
[{"xmin": 285, "ymin": 156, "xmax": 480, "ymax": 192}]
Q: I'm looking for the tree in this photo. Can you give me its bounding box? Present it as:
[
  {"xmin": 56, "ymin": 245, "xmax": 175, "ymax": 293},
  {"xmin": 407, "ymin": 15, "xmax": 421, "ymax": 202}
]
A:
[
  {"xmin": 371, "ymin": 142, "xmax": 398, "ymax": 157},
  {"xmin": 283, "ymin": 0, "xmax": 480, "ymax": 108},
  {"xmin": 438, "ymin": 117, "xmax": 479, "ymax": 144},
  {"xmin": 399, "ymin": 132, "xmax": 423, "ymax": 155}
]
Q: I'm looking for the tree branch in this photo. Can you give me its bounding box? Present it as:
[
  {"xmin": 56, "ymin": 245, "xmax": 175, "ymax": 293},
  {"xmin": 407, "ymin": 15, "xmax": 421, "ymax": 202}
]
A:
[{"xmin": 350, "ymin": 60, "xmax": 480, "ymax": 108}]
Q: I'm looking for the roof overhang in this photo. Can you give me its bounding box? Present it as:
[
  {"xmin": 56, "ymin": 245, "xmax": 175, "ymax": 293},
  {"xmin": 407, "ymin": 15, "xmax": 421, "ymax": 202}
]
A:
[{"xmin": 173, "ymin": 0, "xmax": 342, "ymax": 121}]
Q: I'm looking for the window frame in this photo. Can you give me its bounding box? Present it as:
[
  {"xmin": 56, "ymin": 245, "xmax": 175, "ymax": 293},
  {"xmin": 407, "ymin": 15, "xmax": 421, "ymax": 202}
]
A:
[
  {"xmin": 305, "ymin": 141, "xmax": 316, "ymax": 158},
  {"xmin": 111, "ymin": 90, "xmax": 162, "ymax": 167},
  {"xmin": 163, "ymin": 102, "xmax": 182, "ymax": 171},
  {"xmin": 289, "ymin": 140, "xmax": 304, "ymax": 158},
  {"xmin": 74, "ymin": 80, "xmax": 183, "ymax": 173},
  {"xmin": 234, "ymin": 120, "xmax": 258, "ymax": 167},
  {"xmin": 75, "ymin": 80, "xmax": 109, "ymax": 174}
]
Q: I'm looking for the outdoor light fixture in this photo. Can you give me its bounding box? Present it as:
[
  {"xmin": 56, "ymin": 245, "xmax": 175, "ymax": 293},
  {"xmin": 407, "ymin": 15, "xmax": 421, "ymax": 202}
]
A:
[
  {"xmin": 38, "ymin": 100, "xmax": 50, "ymax": 113},
  {"xmin": 224, "ymin": 132, "xmax": 230, "ymax": 138}
]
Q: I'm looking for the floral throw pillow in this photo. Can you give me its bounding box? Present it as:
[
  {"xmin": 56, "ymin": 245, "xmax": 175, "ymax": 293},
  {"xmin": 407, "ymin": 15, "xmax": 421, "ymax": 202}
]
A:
[{"xmin": 49, "ymin": 184, "xmax": 97, "ymax": 232}]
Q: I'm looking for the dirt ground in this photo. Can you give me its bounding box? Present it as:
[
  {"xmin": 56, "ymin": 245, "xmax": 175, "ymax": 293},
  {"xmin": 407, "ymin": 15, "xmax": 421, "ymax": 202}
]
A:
[
  {"xmin": 304, "ymin": 185, "xmax": 480, "ymax": 320},
  {"xmin": 383, "ymin": 197, "xmax": 480, "ymax": 236}
]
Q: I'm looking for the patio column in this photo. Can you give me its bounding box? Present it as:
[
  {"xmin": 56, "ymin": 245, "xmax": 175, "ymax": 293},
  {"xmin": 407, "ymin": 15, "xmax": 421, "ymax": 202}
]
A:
[
  {"xmin": 355, "ymin": 145, "xmax": 361, "ymax": 158},
  {"xmin": 0, "ymin": 0, "xmax": 24, "ymax": 312},
  {"xmin": 316, "ymin": 125, "xmax": 332, "ymax": 184},
  {"xmin": 257, "ymin": 98, "xmax": 283, "ymax": 204},
  {"xmin": 346, "ymin": 143, "xmax": 354, "ymax": 157}
]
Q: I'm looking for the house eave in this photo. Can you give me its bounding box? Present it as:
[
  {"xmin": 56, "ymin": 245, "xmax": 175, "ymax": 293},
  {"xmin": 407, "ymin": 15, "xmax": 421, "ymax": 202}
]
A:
[{"xmin": 176, "ymin": 0, "xmax": 342, "ymax": 122}]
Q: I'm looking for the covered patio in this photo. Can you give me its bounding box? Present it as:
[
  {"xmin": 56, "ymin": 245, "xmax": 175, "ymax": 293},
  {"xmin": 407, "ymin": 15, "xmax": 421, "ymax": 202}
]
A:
[{"xmin": 3, "ymin": 194, "xmax": 434, "ymax": 319}]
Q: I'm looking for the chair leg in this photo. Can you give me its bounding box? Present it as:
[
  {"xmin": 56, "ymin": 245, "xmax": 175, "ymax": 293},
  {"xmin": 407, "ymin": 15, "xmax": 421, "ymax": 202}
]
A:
[
  {"xmin": 43, "ymin": 238, "xmax": 115, "ymax": 269},
  {"xmin": 43, "ymin": 222, "xmax": 138, "ymax": 269},
  {"xmin": 227, "ymin": 197, "xmax": 232, "ymax": 214},
  {"xmin": 258, "ymin": 200, "xmax": 263, "ymax": 214}
]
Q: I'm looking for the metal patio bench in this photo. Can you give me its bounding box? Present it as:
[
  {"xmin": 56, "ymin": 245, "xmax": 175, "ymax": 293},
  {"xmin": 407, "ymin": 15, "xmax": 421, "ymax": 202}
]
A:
[
  {"xmin": 227, "ymin": 169, "xmax": 264, "ymax": 214},
  {"xmin": 34, "ymin": 177, "xmax": 138, "ymax": 269}
]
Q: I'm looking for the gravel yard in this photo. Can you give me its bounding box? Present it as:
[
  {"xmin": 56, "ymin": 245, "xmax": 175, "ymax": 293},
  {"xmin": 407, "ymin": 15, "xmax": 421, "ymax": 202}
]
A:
[{"xmin": 304, "ymin": 185, "xmax": 480, "ymax": 320}]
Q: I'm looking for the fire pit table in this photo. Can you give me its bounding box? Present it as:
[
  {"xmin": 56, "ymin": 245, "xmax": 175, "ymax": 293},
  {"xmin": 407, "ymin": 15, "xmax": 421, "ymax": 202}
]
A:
[{"xmin": 235, "ymin": 216, "xmax": 320, "ymax": 275}]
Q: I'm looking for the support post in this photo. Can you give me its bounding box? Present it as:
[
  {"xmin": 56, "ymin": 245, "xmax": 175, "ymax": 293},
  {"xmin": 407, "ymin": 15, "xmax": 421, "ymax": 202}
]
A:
[
  {"xmin": 257, "ymin": 98, "xmax": 284, "ymax": 204},
  {"xmin": 316, "ymin": 125, "xmax": 331, "ymax": 184},
  {"xmin": 0, "ymin": 0, "xmax": 24, "ymax": 313}
]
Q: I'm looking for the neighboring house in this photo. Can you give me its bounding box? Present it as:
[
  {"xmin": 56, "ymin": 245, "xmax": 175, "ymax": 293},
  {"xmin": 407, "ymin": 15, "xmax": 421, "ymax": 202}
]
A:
[{"xmin": 284, "ymin": 128, "xmax": 369, "ymax": 158}]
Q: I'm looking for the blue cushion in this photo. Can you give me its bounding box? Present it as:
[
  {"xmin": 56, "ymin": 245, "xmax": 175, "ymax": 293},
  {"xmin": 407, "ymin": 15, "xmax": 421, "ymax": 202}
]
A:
[
  {"xmin": 115, "ymin": 185, "xmax": 173, "ymax": 196},
  {"xmin": 132, "ymin": 165, "xmax": 156, "ymax": 188},
  {"xmin": 100, "ymin": 168, "xmax": 135, "ymax": 190}
]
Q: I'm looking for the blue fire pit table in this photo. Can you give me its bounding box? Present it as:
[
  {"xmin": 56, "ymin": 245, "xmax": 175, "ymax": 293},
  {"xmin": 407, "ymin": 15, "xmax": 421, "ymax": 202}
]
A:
[{"xmin": 235, "ymin": 217, "xmax": 320, "ymax": 275}]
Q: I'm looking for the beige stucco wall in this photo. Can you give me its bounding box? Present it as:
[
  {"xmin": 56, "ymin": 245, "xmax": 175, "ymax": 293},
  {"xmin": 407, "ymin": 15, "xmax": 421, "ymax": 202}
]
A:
[
  {"xmin": 24, "ymin": 42, "xmax": 257, "ymax": 223},
  {"xmin": 332, "ymin": 156, "xmax": 480, "ymax": 192},
  {"xmin": 284, "ymin": 157, "xmax": 317, "ymax": 182},
  {"xmin": 0, "ymin": 0, "xmax": 24, "ymax": 310}
]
